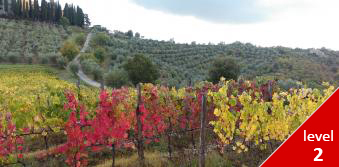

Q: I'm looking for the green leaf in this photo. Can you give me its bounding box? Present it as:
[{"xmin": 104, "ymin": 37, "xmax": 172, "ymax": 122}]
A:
[{"xmin": 229, "ymin": 98, "xmax": 237, "ymax": 106}]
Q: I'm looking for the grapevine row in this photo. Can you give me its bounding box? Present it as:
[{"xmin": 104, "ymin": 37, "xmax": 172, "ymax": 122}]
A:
[{"xmin": 0, "ymin": 79, "xmax": 335, "ymax": 166}]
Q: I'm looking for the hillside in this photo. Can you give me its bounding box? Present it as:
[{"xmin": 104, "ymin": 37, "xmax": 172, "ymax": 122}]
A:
[
  {"xmin": 82, "ymin": 28, "xmax": 339, "ymax": 88},
  {"xmin": 1, "ymin": 19, "xmax": 338, "ymax": 89},
  {"xmin": 0, "ymin": 18, "xmax": 85, "ymax": 66}
]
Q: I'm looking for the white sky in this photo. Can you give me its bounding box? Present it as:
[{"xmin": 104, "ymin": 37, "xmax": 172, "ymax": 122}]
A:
[{"xmin": 59, "ymin": 0, "xmax": 339, "ymax": 50}]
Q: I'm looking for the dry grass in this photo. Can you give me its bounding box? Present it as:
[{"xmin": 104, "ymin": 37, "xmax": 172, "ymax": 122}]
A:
[{"xmin": 95, "ymin": 151, "xmax": 171, "ymax": 167}]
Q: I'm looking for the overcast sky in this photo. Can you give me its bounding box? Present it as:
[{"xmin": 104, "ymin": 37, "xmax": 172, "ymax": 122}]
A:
[{"xmin": 59, "ymin": 0, "xmax": 339, "ymax": 50}]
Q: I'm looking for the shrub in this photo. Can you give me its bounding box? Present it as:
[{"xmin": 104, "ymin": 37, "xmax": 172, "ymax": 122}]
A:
[
  {"xmin": 59, "ymin": 17, "xmax": 70, "ymax": 28},
  {"xmin": 91, "ymin": 32, "xmax": 110, "ymax": 47},
  {"xmin": 0, "ymin": 54, "xmax": 6, "ymax": 63},
  {"xmin": 79, "ymin": 53, "xmax": 98, "ymax": 63},
  {"xmin": 74, "ymin": 33, "xmax": 86, "ymax": 46},
  {"xmin": 7, "ymin": 52, "xmax": 20, "ymax": 64},
  {"xmin": 94, "ymin": 47, "xmax": 106, "ymax": 63},
  {"xmin": 60, "ymin": 41, "xmax": 80, "ymax": 61},
  {"xmin": 208, "ymin": 57, "xmax": 240, "ymax": 83},
  {"xmin": 40, "ymin": 56, "xmax": 49, "ymax": 64},
  {"xmin": 92, "ymin": 66, "xmax": 104, "ymax": 81},
  {"xmin": 56, "ymin": 56, "xmax": 67, "ymax": 69},
  {"xmin": 48, "ymin": 53, "xmax": 60, "ymax": 65},
  {"xmin": 123, "ymin": 54, "xmax": 160, "ymax": 85},
  {"xmin": 104, "ymin": 69, "xmax": 130, "ymax": 88},
  {"xmin": 69, "ymin": 61, "xmax": 79, "ymax": 75},
  {"xmin": 81, "ymin": 59, "xmax": 97, "ymax": 74}
]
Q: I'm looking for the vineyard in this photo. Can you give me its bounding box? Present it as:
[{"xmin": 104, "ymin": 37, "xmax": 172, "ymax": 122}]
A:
[{"xmin": 0, "ymin": 65, "xmax": 335, "ymax": 166}]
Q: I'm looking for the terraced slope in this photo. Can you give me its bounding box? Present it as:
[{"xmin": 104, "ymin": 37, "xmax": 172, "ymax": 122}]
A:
[
  {"xmin": 85, "ymin": 30, "xmax": 339, "ymax": 87},
  {"xmin": 0, "ymin": 18, "xmax": 83, "ymax": 66}
]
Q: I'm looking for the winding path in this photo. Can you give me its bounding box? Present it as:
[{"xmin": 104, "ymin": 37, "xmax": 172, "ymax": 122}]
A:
[{"xmin": 70, "ymin": 32, "xmax": 104, "ymax": 88}]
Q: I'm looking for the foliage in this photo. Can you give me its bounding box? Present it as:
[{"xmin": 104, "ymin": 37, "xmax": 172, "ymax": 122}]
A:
[
  {"xmin": 91, "ymin": 32, "xmax": 110, "ymax": 47},
  {"xmin": 94, "ymin": 47, "xmax": 106, "ymax": 63},
  {"xmin": 2, "ymin": 0, "xmax": 86, "ymax": 27},
  {"xmin": 86, "ymin": 30, "xmax": 339, "ymax": 88},
  {"xmin": 123, "ymin": 54, "xmax": 160, "ymax": 85},
  {"xmin": 74, "ymin": 33, "xmax": 86, "ymax": 46},
  {"xmin": 0, "ymin": 68, "xmax": 335, "ymax": 166},
  {"xmin": 0, "ymin": 65, "xmax": 98, "ymax": 130},
  {"xmin": 0, "ymin": 19, "xmax": 83, "ymax": 65},
  {"xmin": 210, "ymin": 80, "xmax": 334, "ymax": 154},
  {"xmin": 60, "ymin": 41, "xmax": 79, "ymax": 61},
  {"xmin": 208, "ymin": 57, "xmax": 240, "ymax": 83},
  {"xmin": 69, "ymin": 61, "xmax": 79, "ymax": 75},
  {"xmin": 59, "ymin": 17, "xmax": 70, "ymax": 27},
  {"xmin": 104, "ymin": 69, "xmax": 130, "ymax": 88}
]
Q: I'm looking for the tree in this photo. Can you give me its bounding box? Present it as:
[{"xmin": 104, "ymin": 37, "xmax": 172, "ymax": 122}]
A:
[
  {"xmin": 60, "ymin": 41, "xmax": 79, "ymax": 61},
  {"xmin": 11, "ymin": 0, "xmax": 17, "ymax": 16},
  {"xmin": 76, "ymin": 6, "xmax": 84, "ymax": 27},
  {"xmin": 135, "ymin": 32, "xmax": 140, "ymax": 38},
  {"xmin": 104, "ymin": 69, "xmax": 130, "ymax": 88},
  {"xmin": 84, "ymin": 14, "xmax": 91, "ymax": 27},
  {"xmin": 123, "ymin": 54, "xmax": 160, "ymax": 85},
  {"xmin": 28, "ymin": 0, "xmax": 32, "ymax": 18},
  {"xmin": 55, "ymin": 1, "xmax": 62, "ymax": 22},
  {"xmin": 94, "ymin": 47, "xmax": 106, "ymax": 63},
  {"xmin": 63, "ymin": 3, "xmax": 69, "ymax": 21},
  {"xmin": 33, "ymin": 0, "xmax": 39, "ymax": 20},
  {"xmin": 40, "ymin": 0, "xmax": 47, "ymax": 21},
  {"xmin": 69, "ymin": 61, "xmax": 79, "ymax": 75},
  {"xmin": 126, "ymin": 30, "xmax": 133, "ymax": 38},
  {"xmin": 208, "ymin": 57, "xmax": 240, "ymax": 83},
  {"xmin": 91, "ymin": 32, "xmax": 109, "ymax": 47},
  {"xmin": 24, "ymin": 1, "xmax": 28, "ymax": 18},
  {"xmin": 59, "ymin": 16, "xmax": 70, "ymax": 27},
  {"xmin": 17, "ymin": 0, "xmax": 22, "ymax": 17},
  {"xmin": 4, "ymin": 0, "xmax": 8, "ymax": 12}
]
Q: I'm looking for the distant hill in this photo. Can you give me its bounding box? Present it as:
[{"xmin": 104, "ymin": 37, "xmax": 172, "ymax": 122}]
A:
[
  {"xmin": 0, "ymin": 18, "xmax": 85, "ymax": 67},
  {"xmin": 82, "ymin": 28, "xmax": 339, "ymax": 88},
  {"xmin": 1, "ymin": 19, "xmax": 338, "ymax": 88}
]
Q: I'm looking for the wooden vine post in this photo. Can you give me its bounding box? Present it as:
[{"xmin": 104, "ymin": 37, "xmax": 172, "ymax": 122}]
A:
[
  {"xmin": 167, "ymin": 117, "xmax": 173, "ymax": 160},
  {"xmin": 199, "ymin": 94, "xmax": 207, "ymax": 167},
  {"xmin": 111, "ymin": 144, "xmax": 115, "ymax": 167},
  {"xmin": 76, "ymin": 77, "xmax": 81, "ymax": 101},
  {"xmin": 100, "ymin": 79, "xmax": 105, "ymax": 91},
  {"xmin": 136, "ymin": 83, "xmax": 145, "ymax": 166},
  {"xmin": 186, "ymin": 78, "xmax": 196, "ymax": 149}
]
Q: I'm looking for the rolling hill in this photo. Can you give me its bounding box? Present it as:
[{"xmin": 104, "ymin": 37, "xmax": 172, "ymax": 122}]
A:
[{"xmin": 82, "ymin": 27, "xmax": 339, "ymax": 88}]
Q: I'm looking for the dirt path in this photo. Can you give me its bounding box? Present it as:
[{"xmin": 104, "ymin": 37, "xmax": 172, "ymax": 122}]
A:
[{"xmin": 70, "ymin": 32, "xmax": 105, "ymax": 88}]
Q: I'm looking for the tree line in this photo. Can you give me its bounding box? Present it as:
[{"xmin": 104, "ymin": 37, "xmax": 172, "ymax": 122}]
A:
[{"xmin": 1, "ymin": 0, "xmax": 89, "ymax": 27}]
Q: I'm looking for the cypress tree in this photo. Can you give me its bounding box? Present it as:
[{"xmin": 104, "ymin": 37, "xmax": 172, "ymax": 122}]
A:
[
  {"xmin": 33, "ymin": 0, "xmax": 39, "ymax": 20},
  {"xmin": 47, "ymin": 2, "xmax": 51, "ymax": 21},
  {"xmin": 50, "ymin": 1, "xmax": 55, "ymax": 22},
  {"xmin": 63, "ymin": 3, "xmax": 69, "ymax": 20},
  {"xmin": 18, "ymin": 0, "xmax": 22, "ymax": 18},
  {"xmin": 25, "ymin": 1, "xmax": 29, "ymax": 18},
  {"xmin": 55, "ymin": 1, "xmax": 61, "ymax": 22},
  {"xmin": 4, "ymin": 0, "xmax": 8, "ymax": 13},
  {"xmin": 76, "ymin": 6, "xmax": 84, "ymax": 27},
  {"xmin": 40, "ymin": 0, "xmax": 47, "ymax": 21},
  {"xmin": 11, "ymin": 0, "xmax": 18, "ymax": 17},
  {"xmin": 29, "ymin": 0, "xmax": 32, "ymax": 18}
]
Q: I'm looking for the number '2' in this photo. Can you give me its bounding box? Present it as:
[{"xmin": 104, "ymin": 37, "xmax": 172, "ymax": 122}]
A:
[{"xmin": 314, "ymin": 148, "xmax": 323, "ymax": 161}]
